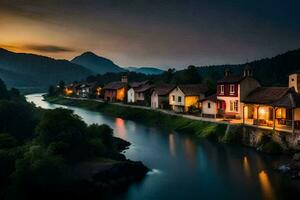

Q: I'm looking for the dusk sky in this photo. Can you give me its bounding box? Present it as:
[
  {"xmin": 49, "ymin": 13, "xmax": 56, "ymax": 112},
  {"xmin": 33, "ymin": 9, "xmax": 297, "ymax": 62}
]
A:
[{"xmin": 0, "ymin": 0, "xmax": 300, "ymax": 69}]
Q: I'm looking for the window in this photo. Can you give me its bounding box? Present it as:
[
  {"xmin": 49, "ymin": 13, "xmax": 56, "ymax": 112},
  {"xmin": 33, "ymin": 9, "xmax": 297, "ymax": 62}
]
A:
[
  {"xmin": 230, "ymin": 84, "xmax": 235, "ymax": 94},
  {"xmin": 172, "ymin": 95, "xmax": 175, "ymax": 101},
  {"xmin": 230, "ymin": 101, "xmax": 234, "ymax": 111},
  {"xmin": 220, "ymin": 85, "xmax": 224, "ymax": 94},
  {"xmin": 208, "ymin": 102, "xmax": 211, "ymax": 109},
  {"xmin": 178, "ymin": 96, "xmax": 182, "ymax": 102},
  {"xmin": 234, "ymin": 100, "xmax": 238, "ymax": 112}
]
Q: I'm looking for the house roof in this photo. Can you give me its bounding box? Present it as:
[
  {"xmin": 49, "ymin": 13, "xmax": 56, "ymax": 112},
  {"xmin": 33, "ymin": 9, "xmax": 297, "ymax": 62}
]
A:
[
  {"xmin": 273, "ymin": 90, "xmax": 300, "ymax": 108},
  {"xmin": 217, "ymin": 75, "xmax": 246, "ymax": 84},
  {"xmin": 103, "ymin": 81, "xmax": 127, "ymax": 90},
  {"xmin": 135, "ymin": 84, "xmax": 154, "ymax": 93},
  {"xmin": 242, "ymin": 87, "xmax": 291, "ymax": 105},
  {"xmin": 152, "ymin": 84, "xmax": 176, "ymax": 96},
  {"xmin": 129, "ymin": 80, "xmax": 149, "ymax": 88},
  {"xmin": 177, "ymin": 84, "xmax": 209, "ymax": 96},
  {"xmin": 200, "ymin": 94, "xmax": 219, "ymax": 102}
]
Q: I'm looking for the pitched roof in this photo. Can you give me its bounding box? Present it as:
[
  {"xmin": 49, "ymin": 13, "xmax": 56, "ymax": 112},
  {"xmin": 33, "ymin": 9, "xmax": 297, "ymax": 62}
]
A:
[
  {"xmin": 135, "ymin": 84, "xmax": 154, "ymax": 93},
  {"xmin": 200, "ymin": 94, "xmax": 219, "ymax": 102},
  {"xmin": 103, "ymin": 81, "xmax": 127, "ymax": 90},
  {"xmin": 152, "ymin": 84, "xmax": 176, "ymax": 96},
  {"xmin": 129, "ymin": 80, "xmax": 149, "ymax": 88},
  {"xmin": 273, "ymin": 90, "xmax": 300, "ymax": 108},
  {"xmin": 242, "ymin": 87, "xmax": 291, "ymax": 105},
  {"xmin": 177, "ymin": 84, "xmax": 209, "ymax": 96},
  {"xmin": 217, "ymin": 75, "xmax": 246, "ymax": 84}
]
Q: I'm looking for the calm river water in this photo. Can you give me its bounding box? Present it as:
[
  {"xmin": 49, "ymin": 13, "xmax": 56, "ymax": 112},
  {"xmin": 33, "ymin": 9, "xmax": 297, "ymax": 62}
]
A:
[{"xmin": 26, "ymin": 94, "xmax": 300, "ymax": 200}]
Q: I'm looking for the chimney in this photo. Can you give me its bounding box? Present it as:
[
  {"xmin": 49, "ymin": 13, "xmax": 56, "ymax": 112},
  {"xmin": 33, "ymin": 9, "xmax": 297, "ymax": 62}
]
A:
[
  {"xmin": 224, "ymin": 68, "xmax": 232, "ymax": 77},
  {"xmin": 243, "ymin": 64, "xmax": 253, "ymax": 77},
  {"xmin": 121, "ymin": 75, "xmax": 128, "ymax": 83}
]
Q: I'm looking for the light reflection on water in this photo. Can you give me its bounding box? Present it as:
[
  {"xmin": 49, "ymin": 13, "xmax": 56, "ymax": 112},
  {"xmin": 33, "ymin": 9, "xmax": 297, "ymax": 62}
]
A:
[{"xmin": 259, "ymin": 170, "xmax": 275, "ymax": 200}]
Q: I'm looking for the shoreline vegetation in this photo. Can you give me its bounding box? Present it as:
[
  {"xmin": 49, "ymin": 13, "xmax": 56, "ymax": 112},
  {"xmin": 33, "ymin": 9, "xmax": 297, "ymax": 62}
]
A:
[
  {"xmin": 44, "ymin": 95, "xmax": 282, "ymax": 153},
  {"xmin": 0, "ymin": 78, "xmax": 149, "ymax": 200}
]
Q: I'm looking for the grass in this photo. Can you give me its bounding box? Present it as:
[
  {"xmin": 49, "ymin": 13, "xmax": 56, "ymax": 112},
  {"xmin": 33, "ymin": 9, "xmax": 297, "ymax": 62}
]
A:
[{"xmin": 45, "ymin": 96, "xmax": 228, "ymax": 140}]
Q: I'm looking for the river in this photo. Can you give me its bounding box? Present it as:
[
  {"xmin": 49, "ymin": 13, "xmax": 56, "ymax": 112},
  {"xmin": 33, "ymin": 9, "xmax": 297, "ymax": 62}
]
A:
[{"xmin": 26, "ymin": 94, "xmax": 299, "ymax": 200}]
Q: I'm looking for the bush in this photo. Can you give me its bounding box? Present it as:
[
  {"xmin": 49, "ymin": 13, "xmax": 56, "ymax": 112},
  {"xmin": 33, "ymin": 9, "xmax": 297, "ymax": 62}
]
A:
[
  {"xmin": 0, "ymin": 133, "xmax": 17, "ymax": 149},
  {"xmin": 222, "ymin": 125, "xmax": 243, "ymax": 144},
  {"xmin": 257, "ymin": 134, "xmax": 283, "ymax": 154}
]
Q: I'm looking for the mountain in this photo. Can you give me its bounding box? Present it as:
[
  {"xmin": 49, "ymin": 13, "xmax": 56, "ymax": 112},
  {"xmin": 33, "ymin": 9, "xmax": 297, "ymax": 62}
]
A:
[
  {"xmin": 126, "ymin": 67, "xmax": 165, "ymax": 75},
  {"xmin": 0, "ymin": 48, "xmax": 92, "ymax": 88},
  {"xmin": 71, "ymin": 52, "xmax": 126, "ymax": 74},
  {"xmin": 196, "ymin": 49, "xmax": 300, "ymax": 86}
]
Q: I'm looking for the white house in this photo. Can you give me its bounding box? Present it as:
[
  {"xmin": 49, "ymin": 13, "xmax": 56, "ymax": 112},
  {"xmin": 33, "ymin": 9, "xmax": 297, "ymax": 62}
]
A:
[
  {"xmin": 127, "ymin": 80, "xmax": 149, "ymax": 103},
  {"xmin": 127, "ymin": 88, "xmax": 136, "ymax": 103},
  {"xmin": 200, "ymin": 94, "xmax": 223, "ymax": 118},
  {"xmin": 151, "ymin": 84, "xmax": 175, "ymax": 109}
]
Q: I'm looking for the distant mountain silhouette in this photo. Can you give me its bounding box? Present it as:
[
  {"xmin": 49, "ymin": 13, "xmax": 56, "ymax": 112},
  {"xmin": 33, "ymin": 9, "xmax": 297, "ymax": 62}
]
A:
[
  {"xmin": 195, "ymin": 49, "xmax": 300, "ymax": 86},
  {"xmin": 126, "ymin": 67, "xmax": 164, "ymax": 75},
  {"xmin": 0, "ymin": 48, "xmax": 92, "ymax": 88},
  {"xmin": 71, "ymin": 52, "xmax": 126, "ymax": 74}
]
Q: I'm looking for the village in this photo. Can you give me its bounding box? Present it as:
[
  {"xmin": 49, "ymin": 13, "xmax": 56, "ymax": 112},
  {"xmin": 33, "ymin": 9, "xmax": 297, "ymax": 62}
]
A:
[{"xmin": 63, "ymin": 66, "xmax": 300, "ymax": 135}]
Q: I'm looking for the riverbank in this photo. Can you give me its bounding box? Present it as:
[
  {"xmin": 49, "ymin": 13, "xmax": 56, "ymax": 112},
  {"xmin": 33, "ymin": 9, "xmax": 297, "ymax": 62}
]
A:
[{"xmin": 45, "ymin": 96, "xmax": 297, "ymax": 154}]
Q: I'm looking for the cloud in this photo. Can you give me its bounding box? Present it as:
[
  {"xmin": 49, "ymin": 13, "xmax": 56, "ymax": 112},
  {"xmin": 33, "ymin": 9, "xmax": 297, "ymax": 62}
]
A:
[{"xmin": 24, "ymin": 44, "xmax": 75, "ymax": 53}]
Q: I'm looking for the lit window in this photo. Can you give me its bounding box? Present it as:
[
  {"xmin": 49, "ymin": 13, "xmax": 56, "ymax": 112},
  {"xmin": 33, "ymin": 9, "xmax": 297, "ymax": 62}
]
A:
[
  {"xmin": 234, "ymin": 100, "xmax": 238, "ymax": 112},
  {"xmin": 220, "ymin": 85, "xmax": 224, "ymax": 94},
  {"xmin": 178, "ymin": 96, "xmax": 182, "ymax": 102},
  {"xmin": 230, "ymin": 84, "xmax": 235, "ymax": 94},
  {"xmin": 230, "ymin": 101, "xmax": 234, "ymax": 111}
]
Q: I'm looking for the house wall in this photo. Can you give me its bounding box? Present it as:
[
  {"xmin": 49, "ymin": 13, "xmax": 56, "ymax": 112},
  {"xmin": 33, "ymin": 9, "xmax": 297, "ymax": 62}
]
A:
[
  {"xmin": 151, "ymin": 91, "xmax": 159, "ymax": 108},
  {"xmin": 217, "ymin": 83, "xmax": 238, "ymax": 97},
  {"xmin": 294, "ymin": 108, "xmax": 300, "ymax": 121},
  {"xmin": 116, "ymin": 87, "xmax": 126, "ymax": 101},
  {"xmin": 239, "ymin": 77, "xmax": 261, "ymax": 101},
  {"xmin": 202, "ymin": 100, "xmax": 217, "ymax": 115},
  {"xmin": 127, "ymin": 88, "xmax": 135, "ymax": 103},
  {"xmin": 169, "ymin": 87, "xmax": 185, "ymax": 107},
  {"xmin": 217, "ymin": 85, "xmax": 241, "ymax": 116},
  {"xmin": 184, "ymin": 96, "xmax": 200, "ymax": 111},
  {"xmin": 289, "ymin": 73, "xmax": 300, "ymax": 93},
  {"xmin": 104, "ymin": 90, "xmax": 116, "ymax": 101},
  {"xmin": 136, "ymin": 92, "xmax": 145, "ymax": 101}
]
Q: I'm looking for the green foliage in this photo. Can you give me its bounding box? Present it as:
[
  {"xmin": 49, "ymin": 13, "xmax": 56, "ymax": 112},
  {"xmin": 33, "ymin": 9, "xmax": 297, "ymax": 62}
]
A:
[
  {"xmin": 36, "ymin": 108, "xmax": 88, "ymax": 162},
  {"xmin": 10, "ymin": 145, "xmax": 69, "ymax": 199},
  {"xmin": 0, "ymin": 78, "xmax": 9, "ymax": 100},
  {"xmin": 0, "ymin": 133, "xmax": 17, "ymax": 149},
  {"xmin": 221, "ymin": 125, "xmax": 243, "ymax": 144},
  {"xmin": 0, "ymin": 101, "xmax": 37, "ymax": 141},
  {"xmin": 47, "ymin": 85, "xmax": 56, "ymax": 97},
  {"xmin": 8, "ymin": 88, "xmax": 25, "ymax": 102}
]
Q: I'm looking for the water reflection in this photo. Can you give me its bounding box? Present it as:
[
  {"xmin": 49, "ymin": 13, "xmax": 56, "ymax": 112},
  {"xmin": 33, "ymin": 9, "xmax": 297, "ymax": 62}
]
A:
[
  {"xmin": 115, "ymin": 118, "xmax": 127, "ymax": 139},
  {"xmin": 169, "ymin": 133, "xmax": 176, "ymax": 157},
  {"xmin": 259, "ymin": 170, "xmax": 275, "ymax": 200},
  {"xmin": 243, "ymin": 156, "xmax": 251, "ymax": 178},
  {"xmin": 184, "ymin": 138, "xmax": 197, "ymax": 167}
]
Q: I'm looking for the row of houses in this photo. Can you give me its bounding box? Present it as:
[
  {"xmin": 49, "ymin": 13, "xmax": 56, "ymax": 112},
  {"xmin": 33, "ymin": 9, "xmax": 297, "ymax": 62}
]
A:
[{"xmin": 64, "ymin": 66, "xmax": 300, "ymax": 133}]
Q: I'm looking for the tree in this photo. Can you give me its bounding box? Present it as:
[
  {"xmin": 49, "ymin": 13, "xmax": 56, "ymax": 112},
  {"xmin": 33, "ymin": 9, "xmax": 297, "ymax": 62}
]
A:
[
  {"xmin": 58, "ymin": 80, "xmax": 65, "ymax": 94},
  {"xmin": 0, "ymin": 78, "xmax": 9, "ymax": 100},
  {"xmin": 48, "ymin": 85, "xmax": 56, "ymax": 97},
  {"xmin": 36, "ymin": 109, "xmax": 88, "ymax": 162},
  {"xmin": 9, "ymin": 88, "xmax": 25, "ymax": 102}
]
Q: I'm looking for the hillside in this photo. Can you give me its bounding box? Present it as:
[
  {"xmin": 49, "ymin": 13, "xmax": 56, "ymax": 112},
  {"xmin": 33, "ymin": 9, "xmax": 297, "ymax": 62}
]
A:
[
  {"xmin": 0, "ymin": 48, "xmax": 93, "ymax": 88},
  {"xmin": 126, "ymin": 67, "xmax": 164, "ymax": 75},
  {"xmin": 196, "ymin": 49, "xmax": 300, "ymax": 86},
  {"xmin": 71, "ymin": 52, "xmax": 126, "ymax": 74}
]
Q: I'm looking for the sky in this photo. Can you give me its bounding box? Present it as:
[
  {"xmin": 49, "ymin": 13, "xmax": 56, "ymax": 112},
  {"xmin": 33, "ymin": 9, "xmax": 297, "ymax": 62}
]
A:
[{"xmin": 0, "ymin": 0, "xmax": 300, "ymax": 69}]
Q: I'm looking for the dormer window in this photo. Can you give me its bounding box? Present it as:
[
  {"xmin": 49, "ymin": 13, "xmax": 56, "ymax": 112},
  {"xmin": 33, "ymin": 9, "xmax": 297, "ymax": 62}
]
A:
[
  {"xmin": 220, "ymin": 85, "xmax": 224, "ymax": 94},
  {"xmin": 230, "ymin": 84, "xmax": 235, "ymax": 94}
]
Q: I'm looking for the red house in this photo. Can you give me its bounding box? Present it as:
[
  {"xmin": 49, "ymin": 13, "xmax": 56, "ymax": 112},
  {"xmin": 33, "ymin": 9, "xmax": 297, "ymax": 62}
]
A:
[{"xmin": 217, "ymin": 65, "xmax": 260, "ymax": 118}]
